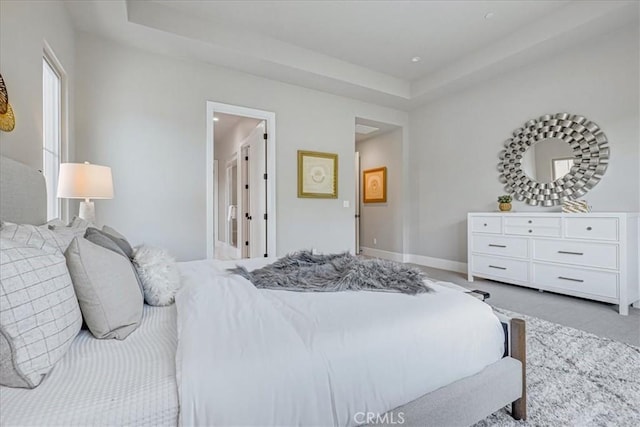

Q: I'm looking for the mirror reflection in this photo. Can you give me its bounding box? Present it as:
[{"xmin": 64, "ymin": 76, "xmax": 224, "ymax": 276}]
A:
[{"xmin": 521, "ymin": 138, "xmax": 574, "ymax": 183}]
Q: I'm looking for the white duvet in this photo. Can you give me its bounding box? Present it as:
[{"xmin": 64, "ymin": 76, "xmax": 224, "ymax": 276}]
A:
[{"xmin": 176, "ymin": 258, "xmax": 504, "ymax": 427}]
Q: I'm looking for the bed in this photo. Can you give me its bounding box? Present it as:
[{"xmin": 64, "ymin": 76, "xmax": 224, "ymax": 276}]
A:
[{"xmin": 0, "ymin": 155, "xmax": 526, "ymax": 426}]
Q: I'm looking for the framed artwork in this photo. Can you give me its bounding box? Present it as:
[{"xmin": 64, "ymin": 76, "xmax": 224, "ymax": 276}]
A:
[
  {"xmin": 298, "ymin": 150, "xmax": 338, "ymax": 198},
  {"xmin": 363, "ymin": 166, "xmax": 387, "ymax": 203}
]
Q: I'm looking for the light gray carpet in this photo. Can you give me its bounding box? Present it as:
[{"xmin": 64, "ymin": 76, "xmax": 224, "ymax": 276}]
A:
[{"xmin": 475, "ymin": 309, "xmax": 640, "ymax": 426}]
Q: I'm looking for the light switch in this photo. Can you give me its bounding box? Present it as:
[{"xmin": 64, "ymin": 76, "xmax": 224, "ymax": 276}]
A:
[{"xmin": 343, "ymin": 200, "xmax": 350, "ymax": 208}]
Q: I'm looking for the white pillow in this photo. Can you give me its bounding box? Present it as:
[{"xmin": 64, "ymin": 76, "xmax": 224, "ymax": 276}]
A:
[
  {"xmin": 132, "ymin": 245, "xmax": 180, "ymax": 306},
  {"xmin": 0, "ymin": 222, "xmax": 84, "ymax": 254},
  {"xmin": 0, "ymin": 238, "xmax": 82, "ymax": 388}
]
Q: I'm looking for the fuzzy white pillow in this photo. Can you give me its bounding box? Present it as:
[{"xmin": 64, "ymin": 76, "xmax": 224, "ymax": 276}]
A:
[{"xmin": 131, "ymin": 245, "xmax": 181, "ymax": 306}]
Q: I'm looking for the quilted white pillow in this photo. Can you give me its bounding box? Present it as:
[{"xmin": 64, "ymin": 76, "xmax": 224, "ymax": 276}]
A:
[{"xmin": 0, "ymin": 238, "xmax": 82, "ymax": 388}]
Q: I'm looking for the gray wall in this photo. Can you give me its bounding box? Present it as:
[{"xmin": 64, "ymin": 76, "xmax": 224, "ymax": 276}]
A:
[
  {"xmin": 74, "ymin": 34, "xmax": 409, "ymax": 261},
  {"xmin": 356, "ymin": 128, "xmax": 403, "ymax": 253},
  {"xmin": 407, "ymin": 25, "xmax": 639, "ymax": 263},
  {"xmin": 0, "ymin": 0, "xmax": 76, "ymax": 170}
]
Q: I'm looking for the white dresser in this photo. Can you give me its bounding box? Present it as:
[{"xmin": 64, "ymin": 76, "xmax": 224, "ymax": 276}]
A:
[{"xmin": 467, "ymin": 213, "xmax": 639, "ymax": 315}]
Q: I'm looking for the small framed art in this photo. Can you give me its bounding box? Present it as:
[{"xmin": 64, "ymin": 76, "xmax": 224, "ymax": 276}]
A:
[
  {"xmin": 297, "ymin": 150, "xmax": 338, "ymax": 198},
  {"xmin": 363, "ymin": 166, "xmax": 387, "ymax": 203}
]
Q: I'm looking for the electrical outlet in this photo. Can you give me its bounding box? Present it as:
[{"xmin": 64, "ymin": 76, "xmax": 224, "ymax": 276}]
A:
[{"xmin": 373, "ymin": 238, "xmax": 377, "ymax": 246}]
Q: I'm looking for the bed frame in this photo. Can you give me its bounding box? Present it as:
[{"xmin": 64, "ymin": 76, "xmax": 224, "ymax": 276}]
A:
[{"xmin": 0, "ymin": 155, "xmax": 526, "ymax": 427}]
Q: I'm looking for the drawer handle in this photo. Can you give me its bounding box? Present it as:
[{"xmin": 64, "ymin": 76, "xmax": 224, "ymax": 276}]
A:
[
  {"xmin": 489, "ymin": 244, "xmax": 507, "ymax": 248},
  {"xmin": 558, "ymin": 251, "xmax": 584, "ymax": 256},
  {"xmin": 489, "ymin": 265, "xmax": 507, "ymax": 270},
  {"xmin": 484, "ymin": 223, "xmax": 488, "ymax": 227},
  {"xmin": 528, "ymin": 229, "xmax": 533, "ymax": 233},
  {"xmin": 558, "ymin": 276, "xmax": 584, "ymax": 283},
  {"xmin": 528, "ymin": 220, "xmax": 532, "ymax": 224},
  {"xmin": 586, "ymin": 226, "xmax": 592, "ymax": 231}
]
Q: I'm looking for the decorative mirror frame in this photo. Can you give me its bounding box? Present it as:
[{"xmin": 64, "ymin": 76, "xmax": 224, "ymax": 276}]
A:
[{"xmin": 498, "ymin": 113, "xmax": 609, "ymax": 207}]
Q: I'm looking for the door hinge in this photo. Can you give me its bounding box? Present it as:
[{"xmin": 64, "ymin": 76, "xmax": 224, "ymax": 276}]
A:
[
  {"xmin": 263, "ymin": 173, "xmax": 267, "ymax": 180},
  {"xmin": 263, "ymin": 213, "xmax": 267, "ymax": 220},
  {"xmin": 245, "ymin": 212, "xmax": 249, "ymax": 218},
  {"xmin": 245, "ymin": 241, "xmax": 249, "ymax": 246},
  {"xmin": 245, "ymin": 156, "xmax": 248, "ymax": 161},
  {"xmin": 263, "ymin": 133, "xmax": 268, "ymax": 140},
  {"xmin": 245, "ymin": 184, "xmax": 249, "ymax": 189},
  {"xmin": 264, "ymin": 253, "xmax": 268, "ymax": 257}
]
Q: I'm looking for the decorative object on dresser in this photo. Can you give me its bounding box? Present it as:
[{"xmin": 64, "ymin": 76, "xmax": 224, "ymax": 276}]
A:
[
  {"xmin": 498, "ymin": 113, "xmax": 609, "ymax": 207},
  {"xmin": 497, "ymin": 195, "xmax": 512, "ymax": 212},
  {"xmin": 468, "ymin": 213, "xmax": 639, "ymax": 315},
  {"xmin": 562, "ymin": 200, "xmax": 591, "ymax": 213},
  {"xmin": 363, "ymin": 166, "xmax": 387, "ymax": 203},
  {"xmin": 297, "ymin": 150, "xmax": 338, "ymax": 198},
  {"xmin": 56, "ymin": 162, "xmax": 114, "ymax": 223}
]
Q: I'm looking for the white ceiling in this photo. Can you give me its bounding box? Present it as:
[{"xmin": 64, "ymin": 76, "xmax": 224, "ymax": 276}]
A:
[
  {"xmin": 65, "ymin": 0, "xmax": 639, "ymax": 110},
  {"xmin": 213, "ymin": 113, "xmax": 261, "ymax": 142}
]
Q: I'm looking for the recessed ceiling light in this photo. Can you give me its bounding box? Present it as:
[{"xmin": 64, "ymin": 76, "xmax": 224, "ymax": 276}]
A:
[
  {"xmin": 484, "ymin": 12, "xmax": 495, "ymax": 19},
  {"xmin": 213, "ymin": 117, "xmax": 219, "ymax": 121},
  {"xmin": 411, "ymin": 56, "xmax": 421, "ymax": 63}
]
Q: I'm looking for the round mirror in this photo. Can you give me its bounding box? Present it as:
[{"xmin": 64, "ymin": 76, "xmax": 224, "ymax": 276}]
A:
[
  {"xmin": 521, "ymin": 137, "xmax": 575, "ymax": 183},
  {"xmin": 498, "ymin": 113, "xmax": 609, "ymax": 207}
]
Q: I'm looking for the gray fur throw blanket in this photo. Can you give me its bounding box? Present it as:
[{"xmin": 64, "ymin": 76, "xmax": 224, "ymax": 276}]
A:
[{"xmin": 228, "ymin": 250, "xmax": 432, "ymax": 295}]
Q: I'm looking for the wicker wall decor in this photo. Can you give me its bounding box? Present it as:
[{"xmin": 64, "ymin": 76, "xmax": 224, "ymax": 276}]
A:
[
  {"xmin": 0, "ymin": 73, "xmax": 15, "ymax": 132},
  {"xmin": 498, "ymin": 113, "xmax": 609, "ymax": 207},
  {"xmin": 0, "ymin": 73, "xmax": 8, "ymax": 115}
]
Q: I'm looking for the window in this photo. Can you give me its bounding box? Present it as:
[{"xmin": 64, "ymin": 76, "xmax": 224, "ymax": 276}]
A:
[{"xmin": 43, "ymin": 55, "xmax": 62, "ymax": 220}]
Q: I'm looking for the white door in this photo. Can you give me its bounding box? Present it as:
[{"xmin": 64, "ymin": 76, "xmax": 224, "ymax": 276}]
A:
[{"xmin": 240, "ymin": 121, "xmax": 267, "ymax": 258}]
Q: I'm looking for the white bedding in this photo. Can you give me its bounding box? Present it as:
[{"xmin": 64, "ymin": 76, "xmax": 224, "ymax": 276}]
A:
[
  {"xmin": 0, "ymin": 305, "xmax": 179, "ymax": 426},
  {"xmin": 176, "ymin": 258, "xmax": 505, "ymax": 427}
]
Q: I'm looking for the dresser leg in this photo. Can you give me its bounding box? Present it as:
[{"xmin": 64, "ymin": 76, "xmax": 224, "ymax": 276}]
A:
[
  {"xmin": 467, "ymin": 274, "xmax": 474, "ymax": 282},
  {"xmin": 619, "ymin": 304, "xmax": 629, "ymax": 316}
]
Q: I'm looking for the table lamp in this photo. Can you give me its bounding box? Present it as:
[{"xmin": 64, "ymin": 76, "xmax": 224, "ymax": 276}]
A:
[{"xmin": 57, "ymin": 162, "xmax": 113, "ymax": 224}]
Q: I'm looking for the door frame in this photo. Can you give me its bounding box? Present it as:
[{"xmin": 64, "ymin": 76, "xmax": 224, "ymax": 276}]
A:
[{"xmin": 206, "ymin": 101, "xmax": 277, "ymax": 259}]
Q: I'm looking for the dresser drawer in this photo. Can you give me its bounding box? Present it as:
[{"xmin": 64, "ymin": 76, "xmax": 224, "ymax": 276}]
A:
[
  {"xmin": 565, "ymin": 217, "xmax": 618, "ymax": 241},
  {"xmin": 505, "ymin": 226, "xmax": 561, "ymax": 238},
  {"xmin": 504, "ymin": 216, "xmax": 561, "ymax": 228},
  {"xmin": 472, "ymin": 235, "xmax": 528, "ymax": 259},
  {"xmin": 533, "ymin": 239, "xmax": 618, "ymax": 270},
  {"xmin": 532, "ymin": 263, "xmax": 617, "ymax": 299},
  {"xmin": 472, "ymin": 255, "xmax": 528, "ymax": 282},
  {"xmin": 471, "ymin": 216, "xmax": 502, "ymax": 234}
]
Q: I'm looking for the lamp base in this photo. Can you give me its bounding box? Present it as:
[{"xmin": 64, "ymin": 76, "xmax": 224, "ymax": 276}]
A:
[{"xmin": 79, "ymin": 201, "xmax": 96, "ymax": 224}]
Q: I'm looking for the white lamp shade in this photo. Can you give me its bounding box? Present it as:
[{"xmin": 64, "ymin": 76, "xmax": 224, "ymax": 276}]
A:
[{"xmin": 57, "ymin": 163, "xmax": 114, "ymax": 199}]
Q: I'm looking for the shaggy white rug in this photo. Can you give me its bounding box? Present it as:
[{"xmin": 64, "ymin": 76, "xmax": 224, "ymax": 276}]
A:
[{"xmin": 474, "ymin": 309, "xmax": 640, "ymax": 426}]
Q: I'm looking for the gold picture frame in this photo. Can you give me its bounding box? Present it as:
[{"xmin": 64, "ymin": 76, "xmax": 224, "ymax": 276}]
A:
[
  {"xmin": 298, "ymin": 150, "xmax": 338, "ymax": 198},
  {"xmin": 363, "ymin": 166, "xmax": 387, "ymax": 203}
]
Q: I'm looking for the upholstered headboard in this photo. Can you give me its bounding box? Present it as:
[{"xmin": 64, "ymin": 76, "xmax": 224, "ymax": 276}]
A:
[{"xmin": 0, "ymin": 156, "xmax": 47, "ymax": 225}]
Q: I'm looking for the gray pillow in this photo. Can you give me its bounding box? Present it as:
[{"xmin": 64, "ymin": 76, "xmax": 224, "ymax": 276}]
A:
[
  {"xmin": 0, "ymin": 238, "xmax": 82, "ymax": 388},
  {"xmin": 65, "ymin": 237, "xmax": 143, "ymax": 340},
  {"xmin": 84, "ymin": 227, "xmax": 145, "ymax": 298},
  {"xmin": 101, "ymin": 225, "xmax": 134, "ymax": 259}
]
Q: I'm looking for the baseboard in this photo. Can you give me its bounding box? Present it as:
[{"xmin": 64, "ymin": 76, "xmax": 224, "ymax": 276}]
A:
[
  {"xmin": 360, "ymin": 247, "xmax": 404, "ymax": 262},
  {"xmin": 404, "ymin": 254, "xmax": 468, "ymax": 274},
  {"xmin": 360, "ymin": 247, "xmax": 468, "ymax": 274}
]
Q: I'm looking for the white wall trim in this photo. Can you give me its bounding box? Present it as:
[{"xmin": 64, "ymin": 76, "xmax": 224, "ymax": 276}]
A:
[
  {"xmin": 360, "ymin": 247, "xmax": 404, "ymax": 262},
  {"xmin": 206, "ymin": 101, "xmax": 276, "ymax": 260},
  {"xmin": 361, "ymin": 247, "xmax": 468, "ymax": 274},
  {"xmin": 403, "ymin": 254, "xmax": 468, "ymax": 274}
]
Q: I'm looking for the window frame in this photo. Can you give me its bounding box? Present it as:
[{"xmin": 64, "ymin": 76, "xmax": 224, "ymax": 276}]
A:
[{"xmin": 42, "ymin": 42, "xmax": 69, "ymax": 222}]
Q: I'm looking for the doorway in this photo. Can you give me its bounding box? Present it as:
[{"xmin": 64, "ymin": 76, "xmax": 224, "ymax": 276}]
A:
[
  {"xmin": 206, "ymin": 102, "xmax": 277, "ymax": 260},
  {"xmin": 354, "ymin": 117, "xmax": 403, "ymax": 258}
]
